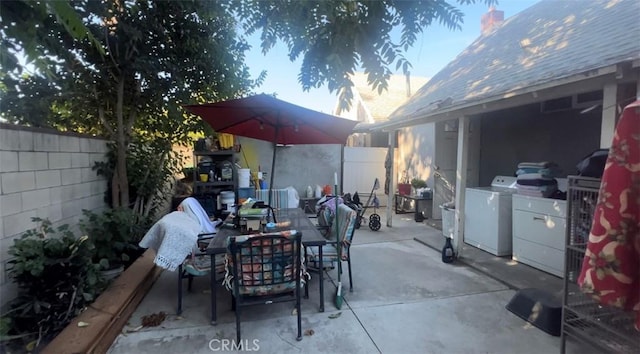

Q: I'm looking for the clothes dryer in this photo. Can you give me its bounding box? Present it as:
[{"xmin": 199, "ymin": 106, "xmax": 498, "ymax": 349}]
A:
[{"xmin": 464, "ymin": 176, "xmax": 517, "ymax": 256}]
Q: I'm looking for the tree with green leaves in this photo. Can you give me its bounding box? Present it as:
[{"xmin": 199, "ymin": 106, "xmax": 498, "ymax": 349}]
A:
[
  {"xmin": 1, "ymin": 0, "xmax": 262, "ymax": 212},
  {"xmin": 230, "ymin": 0, "xmax": 496, "ymax": 112},
  {"xmin": 4, "ymin": 0, "xmax": 498, "ymax": 115},
  {"xmin": 2, "ymin": 0, "xmax": 494, "ymax": 210},
  {"xmin": 1, "ymin": 0, "xmax": 104, "ymax": 78}
]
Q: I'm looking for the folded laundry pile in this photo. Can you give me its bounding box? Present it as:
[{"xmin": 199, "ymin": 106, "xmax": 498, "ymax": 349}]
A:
[
  {"xmin": 515, "ymin": 161, "xmax": 562, "ymax": 178},
  {"xmin": 515, "ymin": 162, "xmax": 561, "ymax": 198}
]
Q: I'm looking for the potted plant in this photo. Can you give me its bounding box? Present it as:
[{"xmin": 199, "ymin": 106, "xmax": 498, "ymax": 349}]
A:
[
  {"xmin": 397, "ymin": 171, "xmax": 412, "ymax": 196},
  {"xmin": 410, "ymin": 178, "xmax": 427, "ymax": 190}
]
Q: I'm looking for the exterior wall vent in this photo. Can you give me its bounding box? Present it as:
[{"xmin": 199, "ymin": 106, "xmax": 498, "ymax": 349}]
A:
[
  {"xmin": 541, "ymin": 96, "xmax": 573, "ymax": 113},
  {"xmin": 573, "ymin": 90, "xmax": 603, "ymax": 109},
  {"xmin": 540, "ymin": 90, "xmax": 603, "ymax": 113}
]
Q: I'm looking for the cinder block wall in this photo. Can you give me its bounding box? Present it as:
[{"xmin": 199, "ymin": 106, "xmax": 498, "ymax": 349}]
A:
[{"xmin": 0, "ymin": 124, "xmax": 109, "ymax": 305}]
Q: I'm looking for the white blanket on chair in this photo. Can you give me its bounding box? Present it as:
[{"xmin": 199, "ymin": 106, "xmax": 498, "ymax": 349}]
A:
[
  {"xmin": 139, "ymin": 211, "xmax": 201, "ymax": 271},
  {"xmin": 180, "ymin": 197, "xmax": 218, "ymax": 234}
]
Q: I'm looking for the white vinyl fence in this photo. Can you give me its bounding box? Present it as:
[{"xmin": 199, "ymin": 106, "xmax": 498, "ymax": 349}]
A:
[{"xmin": 342, "ymin": 147, "xmax": 387, "ymax": 206}]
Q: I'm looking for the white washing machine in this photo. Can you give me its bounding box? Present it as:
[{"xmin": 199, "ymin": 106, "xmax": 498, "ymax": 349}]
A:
[{"xmin": 464, "ymin": 175, "xmax": 517, "ymax": 256}]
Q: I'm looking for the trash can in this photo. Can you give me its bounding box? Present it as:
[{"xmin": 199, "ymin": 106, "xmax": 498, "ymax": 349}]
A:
[
  {"xmin": 416, "ymin": 197, "xmax": 433, "ymax": 222},
  {"xmin": 440, "ymin": 204, "xmax": 455, "ymax": 238}
]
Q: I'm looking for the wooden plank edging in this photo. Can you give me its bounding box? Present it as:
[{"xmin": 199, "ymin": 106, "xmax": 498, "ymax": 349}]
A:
[{"xmin": 42, "ymin": 250, "xmax": 162, "ymax": 354}]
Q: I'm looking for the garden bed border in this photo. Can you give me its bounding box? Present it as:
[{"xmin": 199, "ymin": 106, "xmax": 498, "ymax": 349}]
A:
[{"xmin": 42, "ymin": 249, "xmax": 161, "ymax": 354}]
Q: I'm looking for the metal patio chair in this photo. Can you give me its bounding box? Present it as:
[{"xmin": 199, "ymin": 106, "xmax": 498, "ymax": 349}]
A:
[
  {"xmin": 225, "ymin": 230, "xmax": 303, "ymax": 343},
  {"xmin": 306, "ymin": 203, "xmax": 358, "ymax": 292}
]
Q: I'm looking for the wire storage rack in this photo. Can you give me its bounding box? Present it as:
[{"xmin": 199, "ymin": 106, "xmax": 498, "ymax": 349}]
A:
[{"xmin": 561, "ymin": 176, "xmax": 639, "ymax": 353}]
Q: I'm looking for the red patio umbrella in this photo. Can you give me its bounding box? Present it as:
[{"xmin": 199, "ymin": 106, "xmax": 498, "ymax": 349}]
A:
[{"xmin": 184, "ymin": 94, "xmax": 358, "ymax": 203}]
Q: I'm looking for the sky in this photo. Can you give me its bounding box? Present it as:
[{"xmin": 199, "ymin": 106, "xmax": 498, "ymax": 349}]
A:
[{"xmin": 243, "ymin": 0, "xmax": 539, "ymax": 113}]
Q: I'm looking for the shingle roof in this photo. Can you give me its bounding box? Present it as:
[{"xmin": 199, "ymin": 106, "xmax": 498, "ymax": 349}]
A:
[
  {"xmin": 350, "ymin": 72, "xmax": 430, "ymax": 122},
  {"xmin": 387, "ymin": 0, "xmax": 640, "ymax": 123}
]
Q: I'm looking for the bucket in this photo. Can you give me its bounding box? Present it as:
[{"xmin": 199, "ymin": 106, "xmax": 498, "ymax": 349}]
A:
[
  {"xmin": 220, "ymin": 191, "xmax": 235, "ymax": 212},
  {"xmin": 238, "ymin": 168, "xmax": 251, "ymax": 188}
]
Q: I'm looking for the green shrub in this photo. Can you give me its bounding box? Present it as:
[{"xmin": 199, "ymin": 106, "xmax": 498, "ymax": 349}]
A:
[
  {"xmin": 80, "ymin": 208, "xmax": 151, "ymax": 270},
  {"xmin": 1, "ymin": 218, "xmax": 102, "ymax": 348}
]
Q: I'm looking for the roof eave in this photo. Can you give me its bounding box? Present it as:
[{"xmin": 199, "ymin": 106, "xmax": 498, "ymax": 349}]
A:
[{"xmin": 371, "ymin": 63, "xmax": 621, "ymax": 132}]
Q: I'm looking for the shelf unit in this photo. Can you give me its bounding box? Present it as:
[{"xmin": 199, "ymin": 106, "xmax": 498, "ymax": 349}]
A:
[
  {"xmin": 394, "ymin": 194, "xmax": 433, "ymax": 222},
  {"xmin": 561, "ymin": 176, "xmax": 638, "ymax": 353},
  {"xmin": 192, "ymin": 150, "xmax": 237, "ymax": 217}
]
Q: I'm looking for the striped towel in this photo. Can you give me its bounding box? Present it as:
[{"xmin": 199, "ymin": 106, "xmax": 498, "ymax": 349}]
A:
[
  {"xmin": 516, "ymin": 184, "xmax": 557, "ymax": 198},
  {"xmin": 517, "ymin": 161, "xmax": 559, "ymax": 169},
  {"xmin": 517, "ymin": 173, "xmax": 558, "ymax": 181},
  {"xmin": 516, "ymin": 167, "xmax": 562, "ymax": 178}
]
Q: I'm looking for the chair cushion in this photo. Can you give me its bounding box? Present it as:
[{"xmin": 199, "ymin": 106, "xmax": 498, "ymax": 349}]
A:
[
  {"xmin": 183, "ymin": 253, "xmax": 226, "ymax": 276},
  {"xmin": 306, "ymin": 245, "xmax": 339, "ymax": 261},
  {"xmin": 237, "ymin": 281, "xmax": 299, "ymax": 296},
  {"xmin": 223, "ymin": 230, "xmax": 308, "ymax": 296},
  {"xmin": 305, "ymin": 245, "xmax": 340, "ymax": 270}
]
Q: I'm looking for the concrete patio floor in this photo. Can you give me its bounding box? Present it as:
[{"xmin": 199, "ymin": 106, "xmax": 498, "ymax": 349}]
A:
[{"xmin": 108, "ymin": 212, "xmax": 592, "ymax": 354}]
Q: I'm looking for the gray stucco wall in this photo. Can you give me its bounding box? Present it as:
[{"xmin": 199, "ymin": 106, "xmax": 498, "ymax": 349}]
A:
[
  {"xmin": 0, "ymin": 124, "xmax": 109, "ymax": 305},
  {"xmin": 399, "ymin": 120, "xmax": 481, "ymax": 219},
  {"xmin": 399, "ymin": 123, "xmax": 436, "ymax": 185},
  {"xmin": 235, "ymin": 137, "xmax": 342, "ymax": 197},
  {"xmin": 478, "ymin": 104, "xmax": 602, "ymax": 185}
]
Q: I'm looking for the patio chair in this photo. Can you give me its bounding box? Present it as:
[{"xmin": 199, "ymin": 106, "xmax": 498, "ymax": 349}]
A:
[
  {"xmin": 224, "ymin": 230, "xmax": 303, "ymax": 343},
  {"xmin": 310, "ymin": 195, "xmax": 343, "ymax": 235},
  {"xmin": 305, "ymin": 203, "xmax": 357, "ymax": 292},
  {"xmin": 175, "ymin": 197, "xmax": 224, "ymax": 315},
  {"xmin": 177, "ymin": 234, "xmax": 227, "ymax": 315}
]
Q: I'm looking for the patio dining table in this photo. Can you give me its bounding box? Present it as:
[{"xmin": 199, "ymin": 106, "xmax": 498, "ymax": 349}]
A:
[{"xmin": 206, "ymin": 207, "xmax": 328, "ymax": 325}]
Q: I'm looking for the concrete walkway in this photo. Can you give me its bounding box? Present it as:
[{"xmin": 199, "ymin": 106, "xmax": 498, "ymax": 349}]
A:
[{"xmin": 108, "ymin": 213, "xmax": 581, "ymax": 354}]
